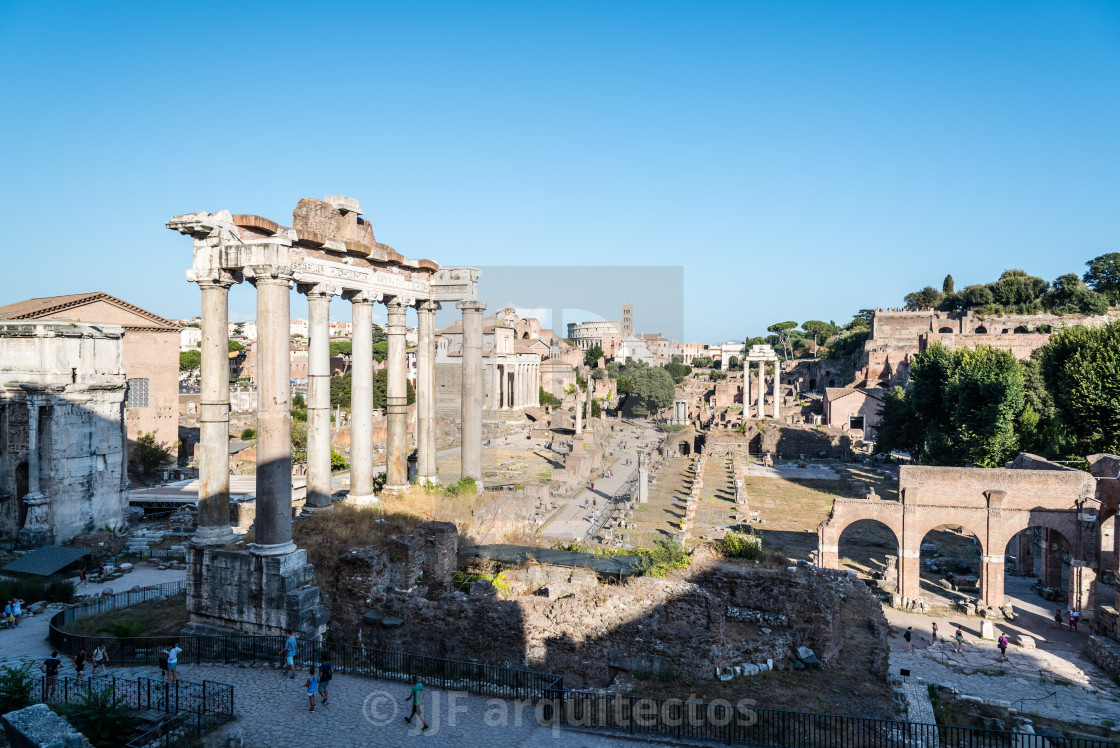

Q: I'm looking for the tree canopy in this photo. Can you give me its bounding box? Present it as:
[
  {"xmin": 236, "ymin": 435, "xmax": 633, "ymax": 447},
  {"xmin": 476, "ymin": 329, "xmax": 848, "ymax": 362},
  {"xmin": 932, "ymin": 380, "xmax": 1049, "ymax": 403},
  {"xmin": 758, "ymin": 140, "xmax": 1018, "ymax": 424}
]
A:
[
  {"xmin": 584, "ymin": 344, "xmax": 604, "ymax": 367},
  {"xmin": 179, "ymin": 350, "xmax": 201, "ymax": 373},
  {"xmin": 1085, "ymin": 253, "xmax": 1120, "ymax": 303},
  {"xmin": 1038, "ymin": 320, "xmax": 1120, "ymax": 456},
  {"xmin": 767, "ymin": 321, "xmax": 798, "ymax": 359},
  {"xmin": 624, "ymin": 366, "xmax": 675, "ymax": 417}
]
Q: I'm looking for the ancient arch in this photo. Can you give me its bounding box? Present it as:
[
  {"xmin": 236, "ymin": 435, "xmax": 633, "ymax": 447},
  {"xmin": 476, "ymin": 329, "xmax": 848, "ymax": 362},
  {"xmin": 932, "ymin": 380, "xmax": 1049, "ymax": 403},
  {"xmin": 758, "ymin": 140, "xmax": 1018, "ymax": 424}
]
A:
[
  {"xmin": 818, "ymin": 465, "xmax": 1098, "ymax": 610},
  {"xmin": 975, "ymin": 325, "xmax": 988, "ymax": 333},
  {"xmin": 833, "ymin": 518, "xmax": 902, "ymax": 590},
  {"xmin": 938, "ymin": 326, "xmax": 954, "ymax": 333}
]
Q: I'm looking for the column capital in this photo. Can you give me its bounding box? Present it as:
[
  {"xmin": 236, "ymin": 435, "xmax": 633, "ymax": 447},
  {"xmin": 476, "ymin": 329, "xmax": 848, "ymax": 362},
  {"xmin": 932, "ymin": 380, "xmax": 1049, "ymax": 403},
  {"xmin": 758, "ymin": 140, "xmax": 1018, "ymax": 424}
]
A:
[
  {"xmin": 385, "ymin": 295, "xmax": 415, "ymax": 311},
  {"xmin": 456, "ymin": 300, "xmax": 486, "ymax": 314},
  {"xmin": 245, "ymin": 264, "xmax": 295, "ymax": 285},
  {"xmin": 297, "ymin": 283, "xmax": 341, "ymax": 300},
  {"xmin": 193, "ymin": 269, "xmax": 241, "ymax": 290},
  {"xmin": 345, "ymin": 290, "xmax": 383, "ymax": 305},
  {"xmin": 416, "ymin": 300, "xmax": 441, "ymax": 313}
]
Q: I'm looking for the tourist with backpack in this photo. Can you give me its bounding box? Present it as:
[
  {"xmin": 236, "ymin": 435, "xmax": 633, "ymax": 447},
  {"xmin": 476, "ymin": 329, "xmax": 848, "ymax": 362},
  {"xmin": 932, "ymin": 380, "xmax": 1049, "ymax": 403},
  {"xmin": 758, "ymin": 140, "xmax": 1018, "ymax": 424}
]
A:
[{"xmin": 318, "ymin": 656, "xmax": 333, "ymax": 705}]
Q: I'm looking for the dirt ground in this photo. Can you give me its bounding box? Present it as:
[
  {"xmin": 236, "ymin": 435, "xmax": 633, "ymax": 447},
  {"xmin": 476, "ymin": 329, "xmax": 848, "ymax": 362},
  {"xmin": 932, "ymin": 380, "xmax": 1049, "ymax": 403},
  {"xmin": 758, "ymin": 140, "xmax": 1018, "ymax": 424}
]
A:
[{"xmin": 61, "ymin": 593, "xmax": 189, "ymax": 637}]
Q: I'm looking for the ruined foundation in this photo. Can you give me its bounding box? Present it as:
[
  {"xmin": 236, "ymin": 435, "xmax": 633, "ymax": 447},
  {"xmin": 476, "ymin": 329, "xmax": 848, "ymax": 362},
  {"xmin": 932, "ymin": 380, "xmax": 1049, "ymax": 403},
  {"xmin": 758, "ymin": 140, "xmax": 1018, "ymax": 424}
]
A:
[{"xmin": 182, "ymin": 546, "xmax": 328, "ymax": 639}]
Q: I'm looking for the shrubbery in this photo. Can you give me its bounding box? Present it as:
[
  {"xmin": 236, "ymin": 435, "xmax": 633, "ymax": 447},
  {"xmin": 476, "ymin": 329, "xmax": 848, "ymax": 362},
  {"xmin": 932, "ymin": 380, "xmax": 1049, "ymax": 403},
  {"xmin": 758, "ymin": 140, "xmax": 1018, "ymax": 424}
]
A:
[
  {"xmin": 637, "ymin": 540, "xmax": 690, "ymax": 577},
  {"xmin": 721, "ymin": 529, "xmax": 763, "ymax": 559},
  {"xmin": 0, "ymin": 576, "xmax": 74, "ymax": 604}
]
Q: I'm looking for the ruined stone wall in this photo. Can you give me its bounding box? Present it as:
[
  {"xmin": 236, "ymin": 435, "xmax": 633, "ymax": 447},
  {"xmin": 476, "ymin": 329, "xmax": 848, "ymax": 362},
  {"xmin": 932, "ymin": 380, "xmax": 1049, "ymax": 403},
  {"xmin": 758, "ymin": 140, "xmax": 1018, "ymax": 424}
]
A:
[{"xmin": 899, "ymin": 466, "xmax": 1093, "ymax": 513}]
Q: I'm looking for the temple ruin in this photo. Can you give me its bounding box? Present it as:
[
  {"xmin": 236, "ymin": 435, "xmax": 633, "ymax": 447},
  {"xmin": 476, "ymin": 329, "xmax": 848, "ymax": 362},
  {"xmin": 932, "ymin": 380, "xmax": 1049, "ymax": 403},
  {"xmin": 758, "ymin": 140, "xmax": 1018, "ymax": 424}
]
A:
[{"xmin": 166, "ymin": 195, "xmax": 482, "ymax": 638}]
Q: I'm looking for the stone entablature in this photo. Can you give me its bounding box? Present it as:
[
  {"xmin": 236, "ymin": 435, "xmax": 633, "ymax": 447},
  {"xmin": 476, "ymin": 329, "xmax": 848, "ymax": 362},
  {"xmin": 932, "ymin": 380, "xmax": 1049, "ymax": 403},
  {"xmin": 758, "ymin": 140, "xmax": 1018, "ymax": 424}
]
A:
[{"xmin": 0, "ymin": 321, "xmax": 129, "ymax": 546}]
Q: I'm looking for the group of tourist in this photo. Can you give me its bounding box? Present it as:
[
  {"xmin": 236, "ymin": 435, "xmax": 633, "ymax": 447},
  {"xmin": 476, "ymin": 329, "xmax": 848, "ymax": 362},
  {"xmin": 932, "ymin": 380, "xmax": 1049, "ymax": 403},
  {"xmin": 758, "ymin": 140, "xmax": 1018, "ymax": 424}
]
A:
[
  {"xmin": 1054, "ymin": 607, "xmax": 1081, "ymax": 632},
  {"xmin": 903, "ymin": 622, "xmax": 1001, "ymax": 656},
  {"xmin": 3, "ymin": 597, "xmax": 22, "ymax": 628},
  {"xmin": 37, "ymin": 645, "xmax": 109, "ymax": 693}
]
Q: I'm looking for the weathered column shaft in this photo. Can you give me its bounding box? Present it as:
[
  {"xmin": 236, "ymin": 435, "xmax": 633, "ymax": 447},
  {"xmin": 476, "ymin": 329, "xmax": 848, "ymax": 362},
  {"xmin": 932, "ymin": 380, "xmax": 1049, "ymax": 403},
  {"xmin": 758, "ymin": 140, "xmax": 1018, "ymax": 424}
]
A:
[
  {"xmin": 251, "ymin": 268, "xmax": 295, "ymax": 553},
  {"xmin": 981, "ymin": 555, "xmax": 1005, "ymax": 608},
  {"xmin": 349, "ymin": 297, "xmax": 375, "ymax": 504},
  {"xmin": 194, "ymin": 279, "xmax": 235, "ymax": 544},
  {"xmin": 458, "ymin": 300, "xmax": 486, "ymax": 482},
  {"xmin": 305, "ymin": 289, "xmax": 334, "ymax": 509},
  {"xmin": 1018, "ymin": 530, "xmax": 1035, "ymax": 575},
  {"xmin": 24, "ymin": 397, "xmax": 41, "ymax": 497},
  {"xmin": 416, "ymin": 301, "xmax": 439, "ymax": 482},
  {"xmin": 384, "ymin": 298, "xmax": 410, "ymax": 493},
  {"xmin": 1043, "ymin": 528, "xmax": 1063, "ymax": 588},
  {"xmin": 771, "ymin": 361, "xmax": 779, "ymax": 418},
  {"xmin": 756, "ymin": 362, "xmax": 764, "ymax": 419}
]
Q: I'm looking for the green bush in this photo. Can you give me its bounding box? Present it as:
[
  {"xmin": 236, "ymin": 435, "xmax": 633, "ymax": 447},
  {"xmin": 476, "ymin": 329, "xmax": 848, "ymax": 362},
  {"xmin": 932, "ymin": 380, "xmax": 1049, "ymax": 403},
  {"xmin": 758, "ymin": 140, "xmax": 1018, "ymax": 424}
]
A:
[
  {"xmin": 61, "ymin": 684, "xmax": 138, "ymax": 748},
  {"xmin": 0, "ymin": 576, "xmax": 75, "ymax": 604},
  {"xmin": 446, "ymin": 476, "xmax": 477, "ymax": 496},
  {"xmin": 240, "ymin": 427, "xmax": 256, "ymax": 440},
  {"xmin": 637, "ymin": 540, "xmax": 690, "ymax": 577},
  {"xmin": 721, "ymin": 529, "xmax": 764, "ymax": 559},
  {"xmin": 0, "ymin": 663, "xmax": 35, "ymax": 713},
  {"xmin": 95, "ymin": 619, "xmax": 151, "ymax": 637}
]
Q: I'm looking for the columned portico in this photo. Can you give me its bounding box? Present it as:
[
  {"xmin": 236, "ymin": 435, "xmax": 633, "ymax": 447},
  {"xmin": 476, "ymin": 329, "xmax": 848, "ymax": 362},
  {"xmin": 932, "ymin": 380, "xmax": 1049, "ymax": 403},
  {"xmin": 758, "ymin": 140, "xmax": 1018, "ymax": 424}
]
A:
[
  {"xmin": 384, "ymin": 296, "xmax": 411, "ymax": 494},
  {"xmin": 744, "ymin": 344, "xmax": 780, "ymax": 421}
]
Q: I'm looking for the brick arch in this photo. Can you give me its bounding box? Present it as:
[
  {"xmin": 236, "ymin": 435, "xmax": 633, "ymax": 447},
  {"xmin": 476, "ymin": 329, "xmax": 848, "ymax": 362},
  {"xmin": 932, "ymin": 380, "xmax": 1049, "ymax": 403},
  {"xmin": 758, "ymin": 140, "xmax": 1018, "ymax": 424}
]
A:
[
  {"xmin": 817, "ymin": 500, "xmax": 904, "ymax": 573},
  {"xmin": 908, "ymin": 515, "xmax": 989, "ymax": 558}
]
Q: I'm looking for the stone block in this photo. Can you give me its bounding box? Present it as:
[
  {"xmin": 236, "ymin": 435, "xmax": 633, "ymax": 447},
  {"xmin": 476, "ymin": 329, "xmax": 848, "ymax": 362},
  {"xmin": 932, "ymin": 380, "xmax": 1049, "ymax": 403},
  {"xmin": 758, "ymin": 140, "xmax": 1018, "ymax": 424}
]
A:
[
  {"xmin": 2, "ymin": 703, "xmax": 85, "ymax": 748},
  {"xmin": 980, "ymin": 620, "xmax": 996, "ymax": 640},
  {"xmin": 1015, "ymin": 635, "xmax": 1036, "ymax": 649}
]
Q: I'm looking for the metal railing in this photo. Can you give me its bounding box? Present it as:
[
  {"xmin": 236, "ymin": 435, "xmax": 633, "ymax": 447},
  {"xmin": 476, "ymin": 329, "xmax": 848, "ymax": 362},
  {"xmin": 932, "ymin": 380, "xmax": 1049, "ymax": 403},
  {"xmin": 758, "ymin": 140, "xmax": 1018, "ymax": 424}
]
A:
[
  {"xmin": 28, "ymin": 673, "xmax": 233, "ymax": 720},
  {"xmin": 552, "ymin": 692, "xmax": 1120, "ymax": 747}
]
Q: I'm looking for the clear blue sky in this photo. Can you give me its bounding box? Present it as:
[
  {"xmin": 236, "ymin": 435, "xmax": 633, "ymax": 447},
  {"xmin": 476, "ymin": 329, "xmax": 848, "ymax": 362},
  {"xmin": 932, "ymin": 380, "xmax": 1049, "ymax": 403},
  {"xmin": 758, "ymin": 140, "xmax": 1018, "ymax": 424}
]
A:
[{"xmin": 1, "ymin": 1, "xmax": 1117, "ymax": 341}]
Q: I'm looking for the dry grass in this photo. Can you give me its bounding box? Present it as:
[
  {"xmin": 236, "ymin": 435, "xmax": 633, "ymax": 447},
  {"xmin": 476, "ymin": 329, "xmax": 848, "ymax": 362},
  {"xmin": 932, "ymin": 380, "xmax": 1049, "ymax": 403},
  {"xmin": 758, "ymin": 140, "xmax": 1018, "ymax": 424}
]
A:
[{"xmin": 61, "ymin": 593, "xmax": 188, "ymax": 638}]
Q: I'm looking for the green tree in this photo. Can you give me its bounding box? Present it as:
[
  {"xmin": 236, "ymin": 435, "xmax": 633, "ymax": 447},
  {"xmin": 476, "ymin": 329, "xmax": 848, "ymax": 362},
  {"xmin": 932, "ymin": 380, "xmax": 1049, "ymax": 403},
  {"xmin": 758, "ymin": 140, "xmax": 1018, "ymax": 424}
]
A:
[
  {"xmin": 291, "ymin": 418, "xmax": 307, "ymax": 461},
  {"xmin": 329, "ymin": 340, "xmax": 352, "ymax": 358},
  {"xmin": 625, "ymin": 366, "xmax": 675, "ymax": 417},
  {"xmin": 330, "ymin": 448, "xmax": 349, "ymax": 471},
  {"xmin": 591, "ymin": 367, "xmax": 606, "ymax": 380},
  {"xmin": 942, "ymin": 274, "xmax": 955, "ymax": 294},
  {"xmin": 1045, "ymin": 273, "xmax": 1109, "ymax": 314},
  {"xmin": 240, "ymin": 427, "xmax": 256, "ymax": 440},
  {"xmin": 1038, "ymin": 320, "xmax": 1120, "ymax": 455},
  {"xmin": 1084, "ymin": 253, "xmax": 1120, "ymax": 304},
  {"xmin": 823, "ymin": 330, "xmax": 869, "ymax": 360},
  {"xmin": 179, "ymin": 350, "xmax": 201, "ymax": 373},
  {"xmin": 129, "ymin": 431, "xmax": 175, "ymax": 477},
  {"xmin": 801, "ymin": 320, "xmax": 838, "ymax": 354},
  {"xmin": 690, "ymin": 355, "xmax": 713, "ymax": 369},
  {"xmin": 726, "ymin": 355, "xmax": 741, "ymax": 371},
  {"xmin": 372, "ymin": 324, "xmax": 387, "ymax": 344},
  {"xmin": 904, "ymin": 286, "xmax": 943, "ymax": 310},
  {"xmin": 664, "ymin": 361, "xmax": 692, "ymax": 383},
  {"xmin": 0, "ymin": 663, "xmax": 35, "ymax": 714},
  {"xmin": 228, "ymin": 339, "xmax": 244, "ymax": 352},
  {"xmin": 372, "ymin": 340, "xmax": 388, "ymax": 362},
  {"xmin": 371, "ymin": 369, "xmax": 415, "ymax": 410},
  {"xmin": 874, "ymin": 387, "xmax": 923, "ymax": 459},
  {"xmin": 670, "ymin": 354, "xmax": 684, "ymax": 365},
  {"xmin": 767, "ymin": 321, "xmax": 799, "ymax": 359},
  {"xmin": 539, "ymin": 388, "xmax": 562, "ymax": 408},
  {"xmin": 988, "ymin": 269, "xmax": 1047, "ymax": 307},
  {"xmin": 959, "ymin": 284, "xmax": 995, "ymax": 309},
  {"xmin": 584, "ymin": 344, "xmax": 604, "ymax": 367}
]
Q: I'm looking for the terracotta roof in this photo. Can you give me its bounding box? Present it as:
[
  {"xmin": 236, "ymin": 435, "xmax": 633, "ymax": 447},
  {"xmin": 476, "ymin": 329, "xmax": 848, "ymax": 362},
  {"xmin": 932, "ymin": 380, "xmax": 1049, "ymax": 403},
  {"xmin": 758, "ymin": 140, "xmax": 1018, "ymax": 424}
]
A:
[
  {"xmin": 0, "ymin": 292, "xmax": 178, "ymax": 331},
  {"xmin": 824, "ymin": 386, "xmax": 886, "ymax": 403}
]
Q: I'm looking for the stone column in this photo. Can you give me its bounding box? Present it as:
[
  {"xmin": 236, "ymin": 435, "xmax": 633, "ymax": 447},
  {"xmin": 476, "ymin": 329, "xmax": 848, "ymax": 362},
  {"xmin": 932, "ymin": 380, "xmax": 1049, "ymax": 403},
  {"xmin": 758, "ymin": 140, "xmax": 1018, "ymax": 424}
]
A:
[
  {"xmin": 575, "ymin": 388, "xmax": 583, "ymax": 436},
  {"xmin": 1042, "ymin": 528, "xmax": 1063, "ymax": 588},
  {"xmin": 384, "ymin": 297, "xmax": 410, "ymax": 494},
  {"xmin": 416, "ymin": 301, "xmax": 439, "ymax": 485},
  {"xmin": 193, "ymin": 276, "xmax": 235, "ymax": 546},
  {"xmin": 980, "ymin": 554, "xmax": 1006, "ymax": 608},
  {"xmin": 457, "ymin": 300, "xmax": 485, "ymax": 483},
  {"xmin": 638, "ymin": 450, "xmax": 648, "ymax": 503},
  {"xmin": 249, "ymin": 265, "xmax": 296, "ymax": 555},
  {"xmin": 1069, "ymin": 560, "xmax": 1098, "ymax": 613},
  {"xmin": 303, "ymin": 286, "xmax": 335, "ymax": 510},
  {"xmin": 899, "ymin": 547, "xmax": 922, "ymax": 601},
  {"xmin": 756, "ymin": 361, "xmax": 764, "ymax": 419},
  {"xmin": 17, "ymin": 396, "xmax": 51, "ymax": 546},
  {"xmin": 771, "ymin": 360, "xmax": 780, "ymax": 419},
  {"xmin": 1017, "ymin": 530, "xmax": 1035, "ymax": 576},
  {"xmin": 348, "ymin": 294, "xmax": 377, "ymax": 505}
]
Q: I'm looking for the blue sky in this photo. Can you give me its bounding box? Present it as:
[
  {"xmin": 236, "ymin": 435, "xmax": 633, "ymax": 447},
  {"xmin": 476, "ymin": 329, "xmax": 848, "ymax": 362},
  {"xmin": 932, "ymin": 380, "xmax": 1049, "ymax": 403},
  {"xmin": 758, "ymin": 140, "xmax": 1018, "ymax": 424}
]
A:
[{"xmin": 1, "ymin": 1, "xmax": 1117, "ymax": 341}]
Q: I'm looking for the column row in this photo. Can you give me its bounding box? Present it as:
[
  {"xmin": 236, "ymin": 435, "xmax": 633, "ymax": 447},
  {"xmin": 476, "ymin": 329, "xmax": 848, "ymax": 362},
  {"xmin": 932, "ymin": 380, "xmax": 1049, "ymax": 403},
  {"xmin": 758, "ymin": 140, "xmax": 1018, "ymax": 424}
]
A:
[{"xmin": 190, "ymin": 270, "xmax": 484, "ymax": 554}]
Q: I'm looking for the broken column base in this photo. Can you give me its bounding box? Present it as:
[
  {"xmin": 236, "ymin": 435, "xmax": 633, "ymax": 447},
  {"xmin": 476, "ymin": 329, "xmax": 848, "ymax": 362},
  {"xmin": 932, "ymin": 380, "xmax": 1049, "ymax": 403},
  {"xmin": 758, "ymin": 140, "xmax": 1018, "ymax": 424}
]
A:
[
  {"xmin": 183, "ymin": 546, "xmax": 329, "ymax": 640},
  {"xmin": 16, "ymin": 528, "xmax": 52, "ymax": 550}
]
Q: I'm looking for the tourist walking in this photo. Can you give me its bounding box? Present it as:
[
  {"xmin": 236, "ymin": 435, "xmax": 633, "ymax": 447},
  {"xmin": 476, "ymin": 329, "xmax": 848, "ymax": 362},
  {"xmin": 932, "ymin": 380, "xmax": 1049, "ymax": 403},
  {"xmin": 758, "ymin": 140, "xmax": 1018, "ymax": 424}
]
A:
[
  {"xmin": 3, "ymin": 600, "xmax": 13, "ymax": 629},
  {"xmin": 1054, "ymin": 608, "xmax": 1064, "ymax": 630},
  {"xmin": 304, "ymin": 667, "xmax": 319, "ymax": 712},
  {"xmin": 12, "ymin": 597, "xmax": 22, "ymax": 626},
  {"xmin": 40, "ymin": 651, "xmax": 63, "ymax": 697},
  {"xmin": 1073, "ymin": 609, "xmax": 1081, "ymax": 631},
  {"xmin": 997, "ymin": 634, "xmax": 1009, "ymax": 662},
  {"xmin": 954, "ymin": 627, "xmax": 965, "ymax": 653},
  {"xmin": 904, "ymin": 626, "xmax": 912, "ymax": 652},
  {"xmin": 72, "ymin": 649, "xmax": 87, "ymax": 681},
  {"xmin": 78, "ymin": 567, "xmax": 87, "ymax": 587},
  {"xmin": 318, "ymin": 656, "xmax": 333, "ymax": 704},
  {"xmin": 282, "ymin": 632, "xmax": 298, "ymax": 679},
  {"xmin": 92, "ymin": 645, "xmax": 109, "ymax": 676},
  {"xmin": 165, "ymin": 642, "xmax": 182, "ymax": 683},
  {"xmin": 404, "ymin": 675, "xmax": 429, "ymax": 730},
  {"xmin": 1069, "ymin": 610, "xmax": 1078, "ymax": 633},
  {"xmin": 930, "ymin": 622, "xmax": 938, "ymax": 645}
]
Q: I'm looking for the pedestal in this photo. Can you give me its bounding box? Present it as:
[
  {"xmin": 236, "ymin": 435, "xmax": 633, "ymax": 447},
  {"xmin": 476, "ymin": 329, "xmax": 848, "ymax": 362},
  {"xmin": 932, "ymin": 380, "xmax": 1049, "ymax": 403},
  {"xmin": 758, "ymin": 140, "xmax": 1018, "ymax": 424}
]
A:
[{"xmin": 183, "ymin": 546, "xmax": 328, "ymax": 639}]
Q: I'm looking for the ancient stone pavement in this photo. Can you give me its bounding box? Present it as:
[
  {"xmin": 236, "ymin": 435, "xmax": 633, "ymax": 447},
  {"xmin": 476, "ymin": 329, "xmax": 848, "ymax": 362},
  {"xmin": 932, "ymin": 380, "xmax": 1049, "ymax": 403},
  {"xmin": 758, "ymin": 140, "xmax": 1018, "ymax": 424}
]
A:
[{"xmin": 886, "ymin": 575, "xmax": 1120, "ymax": 730}]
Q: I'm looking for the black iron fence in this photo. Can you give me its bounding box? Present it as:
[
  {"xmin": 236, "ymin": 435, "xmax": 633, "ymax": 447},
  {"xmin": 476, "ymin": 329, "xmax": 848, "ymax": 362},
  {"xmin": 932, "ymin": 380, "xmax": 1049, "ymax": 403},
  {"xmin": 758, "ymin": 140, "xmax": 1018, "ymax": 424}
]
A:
[
  {"xmin": 552, "ymin": 692, "xmax": 1120, "ymax": 747},
  {"xmin": 29, "ymin": 673, "xmax": 233, "ymax": 719}
]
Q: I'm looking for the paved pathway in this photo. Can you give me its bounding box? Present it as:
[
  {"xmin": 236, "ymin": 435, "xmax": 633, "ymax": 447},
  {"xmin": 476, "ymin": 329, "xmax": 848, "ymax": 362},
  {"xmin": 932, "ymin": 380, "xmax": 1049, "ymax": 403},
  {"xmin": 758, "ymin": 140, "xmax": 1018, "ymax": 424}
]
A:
[
  {"xmin": 0, "ymin": 568, "xmax": 186, "ymax": 671},
  {"xmin": 541, "ymin": 421, "xmax": 662, "ymax": 541},
  {"xmin": 51, "ymin": 662, "xmax": 650, "ymax": 747},
  {"xmin": 884, "ymin": 575, "xmax": 1120, "ymax": 729}
]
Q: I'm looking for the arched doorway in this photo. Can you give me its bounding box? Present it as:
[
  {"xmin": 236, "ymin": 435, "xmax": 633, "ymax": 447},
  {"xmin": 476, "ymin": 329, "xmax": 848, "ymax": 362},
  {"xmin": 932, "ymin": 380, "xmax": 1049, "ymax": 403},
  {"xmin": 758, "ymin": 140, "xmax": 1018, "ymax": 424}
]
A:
[
  {"xmin": 938, "ymin": 326, "xmax": 953, "ymax": 333},
  {"xmin": 917, "ymin": 524, "xmax": 983, "ymax": 607},
  {"xmin": 837, "ymin": 519, "xmax": 901, "ymax": 592},
  {"xmin": 975, "ymin": 325, "xmax": 988, "ymax": 334},
  {"xmin": 677, "ymin": 440, "xmax": 691, "ymax": 456}
]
